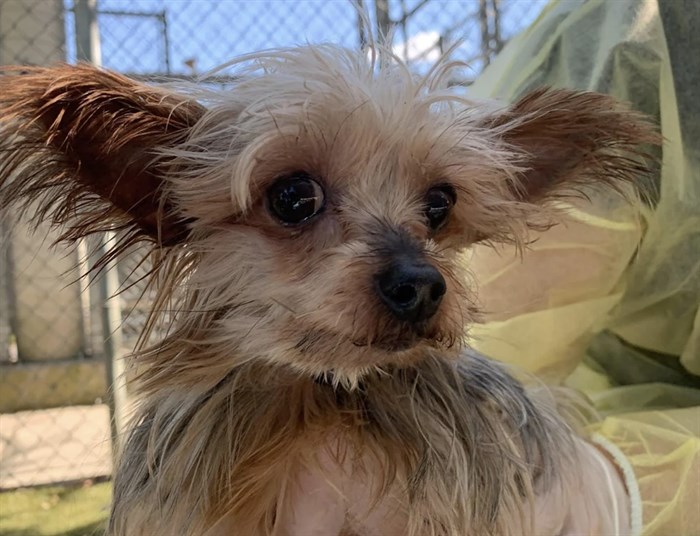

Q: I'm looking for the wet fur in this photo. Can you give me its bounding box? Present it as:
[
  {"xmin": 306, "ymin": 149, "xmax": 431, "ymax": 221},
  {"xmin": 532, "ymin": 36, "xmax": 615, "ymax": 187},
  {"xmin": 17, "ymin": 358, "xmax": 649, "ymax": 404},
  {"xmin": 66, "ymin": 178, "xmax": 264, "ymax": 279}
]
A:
[
  {"xmin": 0, "ymin": 45, "xmax": 657, "ymax": 535},
  {"xmin": 111, "ymin": 352, "xmax": 571, "ymax": 535}
]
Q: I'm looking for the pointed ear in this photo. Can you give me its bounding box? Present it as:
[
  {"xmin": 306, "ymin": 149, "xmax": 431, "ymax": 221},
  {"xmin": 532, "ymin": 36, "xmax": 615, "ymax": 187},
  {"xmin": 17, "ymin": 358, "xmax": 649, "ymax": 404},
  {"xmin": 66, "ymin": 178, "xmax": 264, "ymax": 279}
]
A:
[
  {"xmin": 482, "ymin": 88, "xmax": 659, "ymax": 204},
  {"xmin": 0, "ymin": 64, "xmax": 205, "ymax": 247}
]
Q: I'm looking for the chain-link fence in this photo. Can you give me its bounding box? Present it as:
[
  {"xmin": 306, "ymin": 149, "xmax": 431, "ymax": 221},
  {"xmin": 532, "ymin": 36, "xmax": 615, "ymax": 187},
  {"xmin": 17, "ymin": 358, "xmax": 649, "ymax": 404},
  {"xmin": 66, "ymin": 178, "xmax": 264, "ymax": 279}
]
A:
[{"xmin": 0, "ymin": 0, "xmax": 547, "ymax": 493}]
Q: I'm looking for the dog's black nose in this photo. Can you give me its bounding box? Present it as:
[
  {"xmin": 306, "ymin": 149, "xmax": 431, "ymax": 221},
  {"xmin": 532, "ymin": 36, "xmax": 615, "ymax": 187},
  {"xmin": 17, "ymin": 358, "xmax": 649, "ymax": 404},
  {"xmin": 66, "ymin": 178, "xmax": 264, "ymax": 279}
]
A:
[{"xmin": 375, "ymin": 259, "xmax": 446, "ymax": 323}]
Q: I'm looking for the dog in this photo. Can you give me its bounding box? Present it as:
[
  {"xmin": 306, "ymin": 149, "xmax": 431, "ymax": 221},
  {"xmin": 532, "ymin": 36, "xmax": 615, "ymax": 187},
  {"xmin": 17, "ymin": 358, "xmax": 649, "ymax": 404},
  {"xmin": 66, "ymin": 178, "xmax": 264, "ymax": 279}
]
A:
[{"xmin": 0, "ymin": 45, "xmax": 656, "ymax": 535}]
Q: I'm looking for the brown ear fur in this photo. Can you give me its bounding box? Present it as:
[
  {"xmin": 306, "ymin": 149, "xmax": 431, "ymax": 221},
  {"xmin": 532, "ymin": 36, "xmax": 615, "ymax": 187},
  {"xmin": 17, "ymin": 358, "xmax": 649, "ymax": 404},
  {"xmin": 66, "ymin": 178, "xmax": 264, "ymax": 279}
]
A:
[
  {"xmin": 484, "ymin": 88, "xmax": 660, "ymax": 204},
  {"xmin": 0, "ymin": 64, "xmax": 205, "ymax": 249}
]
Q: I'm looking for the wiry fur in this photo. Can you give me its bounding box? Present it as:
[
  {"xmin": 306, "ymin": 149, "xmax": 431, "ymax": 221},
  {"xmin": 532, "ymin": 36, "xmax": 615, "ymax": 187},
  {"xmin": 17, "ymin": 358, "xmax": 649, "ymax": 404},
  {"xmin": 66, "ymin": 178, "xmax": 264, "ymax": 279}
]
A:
[
  {"xmin": 0, "ymin": 64, "xmax": 203, "ymax": 262},
  {"xmin": 0, "ymin": 45, "xmax": 657, "ymax": 535},
  {"xmin": 112, "ymin": 352, "xmax": 572, "ymax": 536}
]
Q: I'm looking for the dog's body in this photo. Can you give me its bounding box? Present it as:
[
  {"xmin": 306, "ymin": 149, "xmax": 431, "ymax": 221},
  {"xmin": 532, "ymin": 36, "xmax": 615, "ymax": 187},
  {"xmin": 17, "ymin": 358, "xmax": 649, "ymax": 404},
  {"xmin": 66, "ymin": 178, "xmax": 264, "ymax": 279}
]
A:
[
  {"xmin": 113, "ymin": 351, "xmax": 570, "ymax": 536},
  {"xmin": 0, "ymin": 46, "xmax": 654, "ymax": 535}
]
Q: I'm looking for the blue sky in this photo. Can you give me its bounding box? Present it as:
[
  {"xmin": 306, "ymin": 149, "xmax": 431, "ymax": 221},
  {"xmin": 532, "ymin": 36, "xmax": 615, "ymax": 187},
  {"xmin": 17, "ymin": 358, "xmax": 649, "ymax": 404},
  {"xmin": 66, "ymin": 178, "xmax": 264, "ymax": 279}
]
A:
[{"xmin": 63, "ymin": 0, "xmax": 549, "ymax": 78}]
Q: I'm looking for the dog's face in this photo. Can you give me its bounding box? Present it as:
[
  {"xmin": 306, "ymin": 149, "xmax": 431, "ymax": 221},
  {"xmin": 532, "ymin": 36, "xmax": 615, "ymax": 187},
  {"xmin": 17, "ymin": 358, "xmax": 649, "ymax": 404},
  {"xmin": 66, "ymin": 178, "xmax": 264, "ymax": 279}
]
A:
[
  {"xmin": 174, "ymin": 57, "xmax": 496, "ymax": 378},
  {"xmin": 0, "ymin": 46, "xmax": 655, "ymax": 385}
]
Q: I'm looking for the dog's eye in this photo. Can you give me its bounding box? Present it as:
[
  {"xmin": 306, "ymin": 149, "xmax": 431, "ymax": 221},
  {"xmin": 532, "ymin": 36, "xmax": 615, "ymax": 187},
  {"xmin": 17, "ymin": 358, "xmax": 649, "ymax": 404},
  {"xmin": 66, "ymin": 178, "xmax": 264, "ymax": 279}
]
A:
[
  {"xmin": 268, "ymin": 173, "xmax": 325, "ymax": 225},
  {"xmin": 424, "ymin": 185, "xmax": 456, "ymax": 231}
]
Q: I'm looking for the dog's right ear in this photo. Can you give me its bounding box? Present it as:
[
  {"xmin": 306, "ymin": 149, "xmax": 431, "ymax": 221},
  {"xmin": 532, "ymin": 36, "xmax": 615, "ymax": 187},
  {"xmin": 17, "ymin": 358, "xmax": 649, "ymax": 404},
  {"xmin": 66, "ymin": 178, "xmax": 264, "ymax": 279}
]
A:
[{"xmin": 0, "ymin": 64, "xmax": 205, "ymax": 248}]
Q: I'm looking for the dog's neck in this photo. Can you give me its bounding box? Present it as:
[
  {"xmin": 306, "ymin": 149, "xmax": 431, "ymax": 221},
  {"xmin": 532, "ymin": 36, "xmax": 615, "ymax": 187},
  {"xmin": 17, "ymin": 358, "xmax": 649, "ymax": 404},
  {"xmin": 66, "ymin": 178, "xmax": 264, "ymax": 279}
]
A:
[{"xmin": 113, "ymin": 351, "xmax": 567, "ymax": 535}]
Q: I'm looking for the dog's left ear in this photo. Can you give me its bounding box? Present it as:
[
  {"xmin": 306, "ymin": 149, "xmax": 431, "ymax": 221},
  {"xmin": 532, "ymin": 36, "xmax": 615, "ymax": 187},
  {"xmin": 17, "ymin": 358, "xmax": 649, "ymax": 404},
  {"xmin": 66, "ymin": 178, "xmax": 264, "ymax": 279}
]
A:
[
  {"xmin": 0, "ymin": 64, "xmax": 206, "ymax": 248},
  {"xmin": 481, "ymin": 88, "xmax": 659, "ymax": 205}
]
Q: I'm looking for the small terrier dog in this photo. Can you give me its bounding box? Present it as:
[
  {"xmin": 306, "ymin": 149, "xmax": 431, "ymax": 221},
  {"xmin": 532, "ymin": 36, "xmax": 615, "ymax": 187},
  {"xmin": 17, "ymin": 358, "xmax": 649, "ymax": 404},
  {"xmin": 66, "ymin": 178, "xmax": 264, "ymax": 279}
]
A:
[{"xmin": 0, "ymin": 45, "xmax": 655, "ymax": 535}]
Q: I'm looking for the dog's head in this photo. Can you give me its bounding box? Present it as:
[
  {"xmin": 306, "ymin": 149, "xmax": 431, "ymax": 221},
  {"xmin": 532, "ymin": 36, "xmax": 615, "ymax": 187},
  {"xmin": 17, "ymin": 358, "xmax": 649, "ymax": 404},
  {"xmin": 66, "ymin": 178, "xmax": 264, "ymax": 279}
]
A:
[{"xmin": 0, "ymin": 46, "xmax": 656, "ymax": 387}]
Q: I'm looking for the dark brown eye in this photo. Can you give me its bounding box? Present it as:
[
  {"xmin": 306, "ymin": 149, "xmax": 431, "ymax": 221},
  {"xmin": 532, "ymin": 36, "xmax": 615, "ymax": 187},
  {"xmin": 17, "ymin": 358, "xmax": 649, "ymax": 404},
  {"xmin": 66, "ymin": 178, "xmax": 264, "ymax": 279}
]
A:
[
  {"xmin": 267, "ymin": 173, "xmax": 325, "ymax": 225},
  {"xmin": 424, "ymin": 185, "xmax": 456, "ymax": 231}
]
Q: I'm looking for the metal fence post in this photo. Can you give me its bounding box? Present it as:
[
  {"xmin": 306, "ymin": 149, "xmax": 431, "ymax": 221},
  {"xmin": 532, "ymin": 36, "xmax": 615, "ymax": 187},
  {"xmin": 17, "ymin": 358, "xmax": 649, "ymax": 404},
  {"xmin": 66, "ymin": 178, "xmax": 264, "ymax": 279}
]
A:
[
  {"xmin": 74, "ymin": 0, "xmax": 128, "ymax": 462},
  {"xmin": 74, "ymin": 0, "xmax": 101, "ymax": 64},
  {"xmin": 99, "ymin": 238, "xmax": 129, "ymax": 461}
]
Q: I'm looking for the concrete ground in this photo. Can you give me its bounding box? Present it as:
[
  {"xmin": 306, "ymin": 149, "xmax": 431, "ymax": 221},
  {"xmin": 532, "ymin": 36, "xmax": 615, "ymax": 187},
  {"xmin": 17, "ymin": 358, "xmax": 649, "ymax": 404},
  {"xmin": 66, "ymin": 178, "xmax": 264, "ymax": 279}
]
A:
[{"xmin": 0, "ymin": 405, "xmax": 112, "ymax": 489}]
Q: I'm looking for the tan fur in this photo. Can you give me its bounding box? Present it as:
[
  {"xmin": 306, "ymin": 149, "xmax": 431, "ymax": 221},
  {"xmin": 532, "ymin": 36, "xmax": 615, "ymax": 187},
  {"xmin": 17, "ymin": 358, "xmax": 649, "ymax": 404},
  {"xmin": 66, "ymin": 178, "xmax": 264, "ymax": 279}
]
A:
[{"xmin": 0, "ymin": 45, "xmax": 657, "ymax": 535}]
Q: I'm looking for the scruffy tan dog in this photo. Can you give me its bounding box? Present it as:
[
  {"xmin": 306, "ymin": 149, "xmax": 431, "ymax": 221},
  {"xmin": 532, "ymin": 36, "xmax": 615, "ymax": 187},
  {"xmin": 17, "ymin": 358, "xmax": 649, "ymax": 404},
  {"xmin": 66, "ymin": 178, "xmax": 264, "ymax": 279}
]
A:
[{"xmin": 0, "ymin": 45, "xmax": 655, "ymax": 535}]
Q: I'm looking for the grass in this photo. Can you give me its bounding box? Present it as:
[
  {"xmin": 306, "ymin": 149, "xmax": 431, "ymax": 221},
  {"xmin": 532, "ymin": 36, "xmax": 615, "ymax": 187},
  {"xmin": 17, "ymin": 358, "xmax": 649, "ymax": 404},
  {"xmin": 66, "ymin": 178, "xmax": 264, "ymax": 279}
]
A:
[{"xmin": 0, "ymin": 481, "xmax": 111, "ymax": 536}]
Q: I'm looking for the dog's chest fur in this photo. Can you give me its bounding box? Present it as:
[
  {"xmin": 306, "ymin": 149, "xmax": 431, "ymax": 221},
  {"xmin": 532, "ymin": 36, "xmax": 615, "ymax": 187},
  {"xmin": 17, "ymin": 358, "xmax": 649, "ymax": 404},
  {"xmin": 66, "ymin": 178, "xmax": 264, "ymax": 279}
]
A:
[{"xmin": 111, "ymin": 351, "xmax": 566, "ymax": 536}]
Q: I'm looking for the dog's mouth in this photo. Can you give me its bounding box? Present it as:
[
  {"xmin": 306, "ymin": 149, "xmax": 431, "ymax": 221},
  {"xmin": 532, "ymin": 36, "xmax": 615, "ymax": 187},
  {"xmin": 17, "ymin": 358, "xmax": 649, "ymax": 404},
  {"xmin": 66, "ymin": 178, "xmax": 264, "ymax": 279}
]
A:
[
  {"xmin": 295, "ymin": 324, "xmax": 448, "ymax": 355},
  {"xmin": 350, "ymin": 336, "xmax": 418, "ymax": 352}
]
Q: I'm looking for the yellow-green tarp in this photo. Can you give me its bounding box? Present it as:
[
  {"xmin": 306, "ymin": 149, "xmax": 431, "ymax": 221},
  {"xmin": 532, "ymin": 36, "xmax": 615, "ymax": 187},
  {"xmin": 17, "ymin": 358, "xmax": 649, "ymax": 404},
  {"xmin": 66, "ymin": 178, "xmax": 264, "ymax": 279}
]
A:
[{"xmin": 467, "ymin": 0, "xmax": 700, "ymax": 533}]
